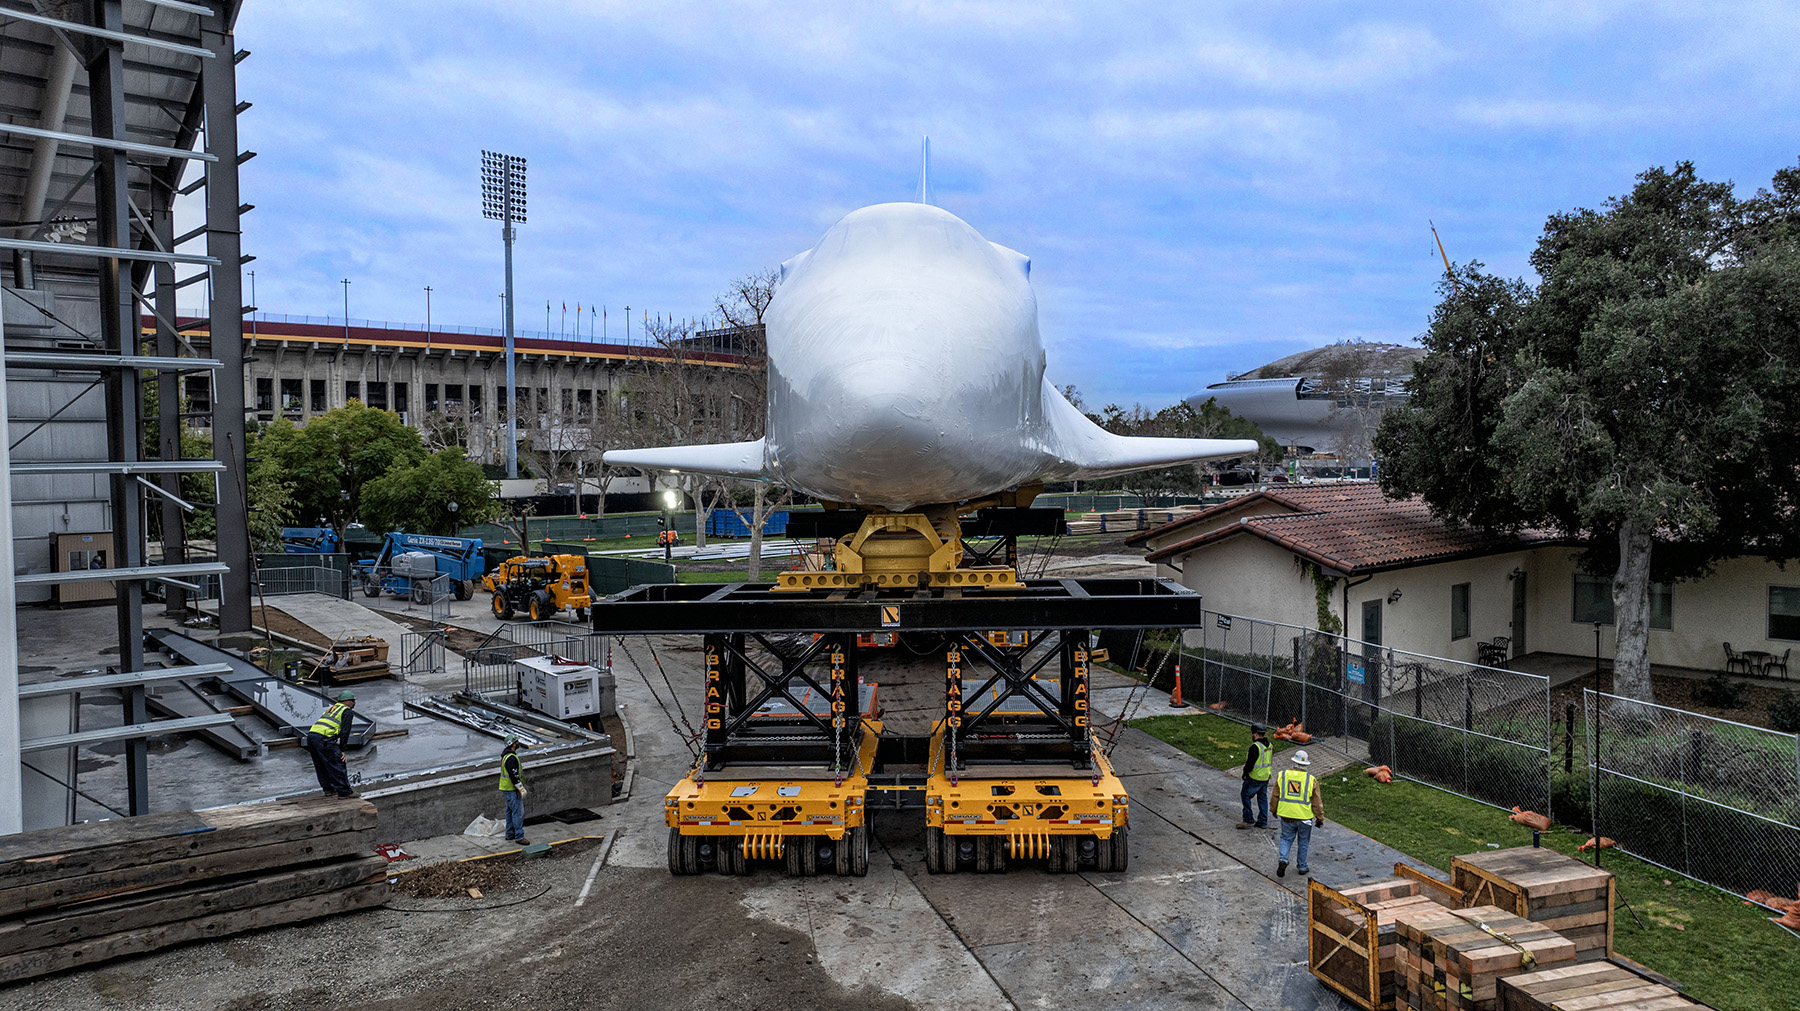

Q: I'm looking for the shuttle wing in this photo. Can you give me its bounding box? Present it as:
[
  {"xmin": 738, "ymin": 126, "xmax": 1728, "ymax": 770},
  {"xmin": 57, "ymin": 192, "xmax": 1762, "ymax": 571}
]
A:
[
  {"xmin": 602, "ymin": 439, "xmax": 769, "ymax": 480},
  {"xmin": 1038, "ymin": 380, "xmax": 1260, "ymax": 480}
]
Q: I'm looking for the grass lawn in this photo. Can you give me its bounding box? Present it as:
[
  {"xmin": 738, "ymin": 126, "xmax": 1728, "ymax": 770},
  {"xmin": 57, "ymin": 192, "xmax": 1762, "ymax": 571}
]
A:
[
  {"xmin": 675, "ymin": 570, "xmax": 749, "ymax": 584},
  {"xmin": 1130, "ymin": 712, "xmax": 1293, "ymax": 771},
  {"xmin": 1134, "ymin": 716, "xmax": 1797, "ymax": 1011}
]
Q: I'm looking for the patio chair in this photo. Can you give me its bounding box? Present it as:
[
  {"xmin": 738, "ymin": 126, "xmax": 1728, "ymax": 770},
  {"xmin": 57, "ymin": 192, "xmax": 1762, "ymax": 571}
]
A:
[
  {"xmin": 1723, "ymin": 642, "xmax": 1753, "ymax": 675},
  {"xmin": 1765, "ymin": 648, "xmax": 1790, "ymax": 681}
]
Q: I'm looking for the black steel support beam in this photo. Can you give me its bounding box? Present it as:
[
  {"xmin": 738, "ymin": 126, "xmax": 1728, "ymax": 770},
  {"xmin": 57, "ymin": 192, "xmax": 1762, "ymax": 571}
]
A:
[
  {"xmin": 87, "ymin": 0, "xmax": 149, "ymax": 816},
  {"xmin": 199, "ymin": 5, "xmax": 250, "ymax": 630},
  {"xmin": 592, "ymin": 578, "xmax": 1202, "ymax": 635}
]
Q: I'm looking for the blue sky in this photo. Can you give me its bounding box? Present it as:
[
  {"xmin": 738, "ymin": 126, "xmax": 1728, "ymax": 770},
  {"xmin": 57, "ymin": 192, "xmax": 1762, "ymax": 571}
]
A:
[{"xmin": 223, "ymin": 1, "xmax": 1800, "ymax": 408}]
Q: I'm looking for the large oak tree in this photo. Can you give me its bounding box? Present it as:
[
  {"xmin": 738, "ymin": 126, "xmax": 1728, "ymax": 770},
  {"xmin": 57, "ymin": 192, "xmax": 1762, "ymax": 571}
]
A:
[{"xmin": 1377, "ymin": 161, "xmax": 1800, "ymax": 702}]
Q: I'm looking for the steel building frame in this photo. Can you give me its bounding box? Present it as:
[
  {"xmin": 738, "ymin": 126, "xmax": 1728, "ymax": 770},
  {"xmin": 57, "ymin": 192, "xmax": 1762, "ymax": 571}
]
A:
[{"xmin": 1, "ymin": 0, "xmax": 251, "ymax": 827}]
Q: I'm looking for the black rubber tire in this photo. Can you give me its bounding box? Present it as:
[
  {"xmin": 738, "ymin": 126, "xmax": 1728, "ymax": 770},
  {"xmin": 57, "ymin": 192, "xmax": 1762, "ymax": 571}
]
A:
[
  {"xmin": 680, "ymin": 832, "xmax": 701, "ymax": 875},
  {"xmin": 1092, "ymin": 833, "xmax": 1115, "ymax": 873},
  {"xmin": 361, "ymin": 577, "xmax": 380, "ymax": 598},
  {"xmin": 991, "ymin": 836, "xmax": 1008, "ymax": 874},
  {"xmin": 924, "ymin": 827, "xmax": 944, "ymax": 874},
  {"xmin": 849, "ymin": 826, "xmax": 868, "ymax": 877},
  {"xmin": 529, "ymin": 590, "xmax": 553, "ymax": 622},
  {"xmin": 491, "ymin": 593, "xmax": 513, "ymax": 620},
  {"xmin": 455, "ymin": 579, "xmax": 473, "ymax": 601},
  {"xmin": 1110, "ymin": 827, "xmax": 1130, "ymax": 872},
  {"xmin": 411, "ymin": 582, "xmax": 430, "ymax": 604},
  {"xmin": 1045, "ymin": 835, "xmax": 1067, "ymax": 873},
  {"xmin": 974, "ymin": 836, "xmax": 993, "ymax": 874},
  {"xmin": 833, "ymin": 832, "xmax": 853, "ymax": 876},
  {"xmin": 950, "ymin": 834, "xmax": 972, "ymax": 872},
  {"xmin": 575, "ymin": 606, "xmax": 588, "ymax": 622},
  {"xmin": 729, "ymin": 839, "xmax": 748, "ymax": 875},
  {"xmin": 785, "ymin": 840, "xmax": 805, "ymax": 876},
  {"xmin": 800, "ymin": 838, "xmax": 819, "ymax": 877},
  {"xmin": 667, "ymin": 828, "xmax": 687, "ymax": 876}
]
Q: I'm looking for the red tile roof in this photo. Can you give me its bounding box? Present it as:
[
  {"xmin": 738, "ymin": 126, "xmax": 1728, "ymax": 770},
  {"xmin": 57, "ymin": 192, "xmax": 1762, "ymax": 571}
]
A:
[{"xmin": 1138, "ymin": 483, "xmax": 1560, "ymax": 574}]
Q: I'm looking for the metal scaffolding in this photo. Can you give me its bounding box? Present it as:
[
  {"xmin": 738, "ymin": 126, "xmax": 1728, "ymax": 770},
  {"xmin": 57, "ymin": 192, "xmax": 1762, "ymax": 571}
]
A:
[{"xmin": 1, "ymin": 0, "xmax": 251, "ymax": 828}]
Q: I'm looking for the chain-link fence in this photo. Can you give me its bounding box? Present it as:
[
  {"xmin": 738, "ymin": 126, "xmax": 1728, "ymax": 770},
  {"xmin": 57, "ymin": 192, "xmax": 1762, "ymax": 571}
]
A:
[
  {"xmin": 1186, "ymin": 610, "xmax": 1554, "ymax": 817},
  {"xmin": 1586, "ymin": 689, "xmax": 1800, "ymax": 896}
]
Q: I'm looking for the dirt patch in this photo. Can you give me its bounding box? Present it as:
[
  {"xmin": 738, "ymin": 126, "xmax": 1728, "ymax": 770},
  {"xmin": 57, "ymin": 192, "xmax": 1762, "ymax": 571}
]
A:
[
  {"xmin": 247, "ymin": 603, "xmax": 332, "ymax": 649},
  {"xmin": 392, "ymin": 857, "xmax": 523, "ymax": 898}
]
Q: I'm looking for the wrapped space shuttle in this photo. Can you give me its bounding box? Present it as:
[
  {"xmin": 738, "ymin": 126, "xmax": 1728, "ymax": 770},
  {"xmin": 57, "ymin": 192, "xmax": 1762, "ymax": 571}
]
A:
[{"xmin": 605, "ymin": 202, "xmax": 1256, "ymax": 511}]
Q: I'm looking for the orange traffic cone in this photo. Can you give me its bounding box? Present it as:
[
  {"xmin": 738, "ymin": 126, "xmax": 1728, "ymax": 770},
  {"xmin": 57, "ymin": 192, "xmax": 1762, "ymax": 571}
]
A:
[{"xmin": 1169, "ymin": 664, "xmax": 1188, "ymax": 708}]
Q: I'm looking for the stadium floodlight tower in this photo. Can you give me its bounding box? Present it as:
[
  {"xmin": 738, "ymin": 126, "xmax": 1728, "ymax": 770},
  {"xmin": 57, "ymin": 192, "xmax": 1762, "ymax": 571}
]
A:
[{"xmin": 482, "ymin": 150, "xmax": 527, "ymax": 479}]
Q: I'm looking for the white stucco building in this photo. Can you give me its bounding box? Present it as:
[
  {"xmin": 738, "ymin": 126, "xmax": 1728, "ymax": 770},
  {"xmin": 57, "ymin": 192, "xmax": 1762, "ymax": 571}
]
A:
[{"xmin": 1130, "ymin": 484, "xmax": 1797, "ymax": 674}]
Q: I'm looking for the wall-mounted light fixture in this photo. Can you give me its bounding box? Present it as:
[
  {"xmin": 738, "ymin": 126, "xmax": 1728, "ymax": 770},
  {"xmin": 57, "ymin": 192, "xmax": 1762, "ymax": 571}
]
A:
[{"xmin": 1388, "ymin": 588, "xmax": 1403, "ymax": 603}]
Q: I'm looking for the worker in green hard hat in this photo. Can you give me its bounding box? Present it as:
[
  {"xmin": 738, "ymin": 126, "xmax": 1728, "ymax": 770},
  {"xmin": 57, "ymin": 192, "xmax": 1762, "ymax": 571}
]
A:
[
  {"xmin": 499, "ymin": 734, "xmax": 529, "ymax": 845},
  {"xmin": 305, "ymin": 690, "xmax": 357, "ymax": 798}
]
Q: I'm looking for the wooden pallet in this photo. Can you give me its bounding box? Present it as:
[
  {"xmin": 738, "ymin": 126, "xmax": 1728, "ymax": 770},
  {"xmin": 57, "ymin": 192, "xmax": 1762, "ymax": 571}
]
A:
[
  {"xmin": 1498, "ymin": 962, "xmax": 1708, "ymax": 1010},
  {"xmin": 1394, "ymin": 904, "xmax": 1578, "ymax": 1011},
  {"xmin": 1310, "ymin": 876, "xmax": 1454, "ymax": 1009},
  {"xmin": 1452, "ymin": 847, "xmax": 1615, "ymax": 962},
  {"xmin": 0, "ymin": 797, "xmax": 385, "ymax": 983}
]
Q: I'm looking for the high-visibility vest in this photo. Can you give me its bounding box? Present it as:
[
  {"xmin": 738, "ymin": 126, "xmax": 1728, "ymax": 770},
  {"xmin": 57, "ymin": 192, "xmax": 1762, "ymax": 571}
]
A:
[
  {"xmin": 309, "ymin": 702, "xmax": 348, "ymax": 739},
  {"xmin": 1276, "ymin": 769, "xmax": 1316, "ymax": 820},
  {"xmin": 499, "ymin": 751, "xmax": 523, "ymax": 792},
  {"xmin": 1248, "ymin": 740, "xmax": 1272, "ymax": 782}
]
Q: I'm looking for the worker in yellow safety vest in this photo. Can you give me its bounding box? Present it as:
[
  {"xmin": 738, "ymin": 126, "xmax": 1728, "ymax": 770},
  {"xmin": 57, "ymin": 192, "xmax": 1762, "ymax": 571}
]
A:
[
  {"xmin": 1273, "ymin": 751, "xmax": 1324, "ymax": 878},
  {"xmin": 305, "ymin": 690, "xmax": 357, "ymax": 798},
  {"xmin": 1236, "ymin": 723, "xmax": 1272, "ymax": 830},
  {"xmin": 499, "ymin": 734, "xmax": 530, "ymax": 845}
]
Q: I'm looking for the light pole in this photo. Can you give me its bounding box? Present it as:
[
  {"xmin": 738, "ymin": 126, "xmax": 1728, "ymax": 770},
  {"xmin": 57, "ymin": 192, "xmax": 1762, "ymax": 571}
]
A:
[
  {"xmin": 341, "ymin": 278, "xmax": 351, "ymax": 347},
  {"xmin": 482, "ymin": 150, "xmax": 527, "ymax": 480},
  {"xmin": 447, "ymin": 499, "xmax": 459, "ymax": 536},
  {"xmin": 424, "ymin": 285, "xmax": 433, "ymax": 353},
  {"xmin": 662, "ymin": 488, "xmax": 678, "ymax": 562},
  {"xmin": 624, "ymin": 305, "xmax": 631, "ymax": 351}
]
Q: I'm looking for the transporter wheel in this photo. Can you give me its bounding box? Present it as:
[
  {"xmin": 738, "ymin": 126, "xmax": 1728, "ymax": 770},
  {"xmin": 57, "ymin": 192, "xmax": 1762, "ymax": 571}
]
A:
[
  {"xmin": 680, "ymin": 832, "xmax": 702, "ymax": 875},
  {"xmin": 1045, "ymin": 836, "xmax": 1068, "ymax": 873},
  {"xmin": 667, "ymin": 828, "xmax": 690, "ymax": 876},
  {"xmin": 491, "ymin": 592, "xmax": 513, "ymax": 620},
  {"xmin": 990, "ymin": 836, "xmax": 1008, "ymax": 874},
  {"xmin": 974, "ymin": 836, "xmax": 993, "ymax": 874},
  {"xmin": 801, "ymin": 839, "xmax": 820, "ymax": 876},
  {"xmin": 361, "ymin": 576, "xmax": 380, "ymax": 598},
  {"xmin": 849, "ymin": 826, "xmax": 868, "ymax": 877},
  {"xmin": 786, "ymin": 840, "xmax": 806, "ymax": 876},
  {"xmin": 455, "ymin": 579, "xmax": 473, "ymax": 601},
  {"xmin": 727, "ymin": 838, "xmax": 748, "ymax": 875},
  {"xmin": 695, "ymin": 837, "xmax": 718, "ymax": 872},
  {"xmin": 924, "ymin": 827, "xmax": 945, "ymax": 873},
  {"xmin": 1078, "ymin": 835, "xmax": 1102, "ymax": 871},
  {"xmin": 575, "ymin": 606, "xmax": 588, "ymax": 622},
  {"xmin": 529, "ymin": 590, "xmax": 554, "ymax": 622},
  {"xmin": 1109, "ymin": 827, "xmax": 1130, "ymax": 872},
  {"xmin": 954, "ymin": 835, "xmax": 975, "ymax": 872}
]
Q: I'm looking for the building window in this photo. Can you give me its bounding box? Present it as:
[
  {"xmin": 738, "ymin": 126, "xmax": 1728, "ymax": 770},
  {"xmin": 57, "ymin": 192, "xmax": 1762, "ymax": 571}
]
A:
[
  {"xmin": 577, "ymin": 388, "xmax": 592, "ymax": 417},
  {"xmin": 280, "ymin": 378, "xmax": 302, "ymax": 413},
  {"xmin": 367, "ymin": 382, "xmax": 388, "ymax": 410},
  {"xmin": 468, "ymin": 385, "xmax": 482, "ymax": 418},
  {"xmin": 426, "ymin": 384, "xmax": 440, "ymax": 412},
  {"xmin": 310, "ymin": 379, "xmax": 326, "ymax": 412},
  {"xmin": 561, "ymin": 388, "xmax": 574, "ymax": 415},
  {"xmin": 346, "ymin": 381, "xmax": 361, "ymax": 404},
  {"xmin": 536, "ymin": 387, "xmax": 548, "ymax": 414},
  {"xmin": 1771, "ymin": 587, "xmax": 1800, "ymax": 641},
  {"xmin": 1451, "ymin": 583, "xmax": 1471, "ymax": 640},
  {"xmin": 185, "ymin": 375, "xmax": 211, "ymax": 415},
  {"xmin": 255, "ymin": 377, "xmax": 273, "ymax": 412},
  {"xmin": 445, "ymin": 384, "xmax": 463, "ymax": 410},
  {"xmin": 1572, "ymin": 573, "xmax": 1673, "ymax": 630}
]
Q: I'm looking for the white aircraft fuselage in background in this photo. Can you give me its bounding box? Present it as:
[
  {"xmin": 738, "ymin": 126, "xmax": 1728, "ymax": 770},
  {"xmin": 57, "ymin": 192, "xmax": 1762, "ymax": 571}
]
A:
[{"xmin": 604, "ymin": 202, "xmax": 1257, "ymax": 511}]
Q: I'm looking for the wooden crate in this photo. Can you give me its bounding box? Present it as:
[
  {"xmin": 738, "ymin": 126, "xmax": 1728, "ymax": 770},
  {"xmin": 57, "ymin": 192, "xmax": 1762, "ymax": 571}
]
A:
[
  {"xmin": 1310, "ymin": 877, "xmax": 1452, "ymax": 1009},
  {"xmin": 1452, "ymin": 847, "xmax": 1615, "ymax": 962},
  {"xmin": 1499, "ymin": 962, "xmax": 1707, "ymax": 1010},
  {"xmin": 1394, "ymin": 904, "xmax": 1578, "ymax": 1011}
]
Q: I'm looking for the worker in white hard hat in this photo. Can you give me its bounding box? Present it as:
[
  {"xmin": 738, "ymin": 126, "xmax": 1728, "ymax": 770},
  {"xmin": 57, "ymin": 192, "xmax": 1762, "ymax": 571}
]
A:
[
  {"xmin": 1273, "ymin": 750, "xmax": 1324, "ymax": 878},
  {"xmin": 499, "ymin": 734, "xmax": 530, "ymax": 846}
]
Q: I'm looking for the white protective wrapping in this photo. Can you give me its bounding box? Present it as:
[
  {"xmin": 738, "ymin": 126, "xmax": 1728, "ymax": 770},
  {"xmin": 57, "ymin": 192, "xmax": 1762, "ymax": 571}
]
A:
[{"xmin": 604, "ymin": 202, "xmax": 1257, "ymax": 510}]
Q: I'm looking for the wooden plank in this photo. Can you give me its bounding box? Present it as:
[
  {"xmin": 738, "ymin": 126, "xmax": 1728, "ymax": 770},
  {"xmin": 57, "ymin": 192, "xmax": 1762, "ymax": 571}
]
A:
[
  {"xmin": 0, "ymin": 829, "xmax": 375, "ymax": 916},
  {"xmin": 0, "ymin": 856, "xmax": 385, "ymax": 957},
  {"xmin": 0, "ymin": 798, "xmax": 375, "ymax": 892},
  {"xmin": 0, "ymin": 880, "xmax": 388, "ymax": 984}
]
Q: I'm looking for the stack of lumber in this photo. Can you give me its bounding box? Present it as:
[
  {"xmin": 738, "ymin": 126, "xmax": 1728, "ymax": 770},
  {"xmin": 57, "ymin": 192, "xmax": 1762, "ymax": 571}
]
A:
[
  {"xmin": 1499, "ymin": 963, "xmax": 1707, "ymax": 1010},
  {"xmin": 1452, "ymin": 847, "xmax": 1615, "ymax": 962},
  {"xmin": 0, "ymin": 796, "xmax": 385, "ymax": 983},
  {"xmin": 1309, "ymin": 875, "xmax": 1455, "ymax": 1009},
  {"xmin": 1394, "ymin": 904, "xmax": 1578, "ymax": 1011}
]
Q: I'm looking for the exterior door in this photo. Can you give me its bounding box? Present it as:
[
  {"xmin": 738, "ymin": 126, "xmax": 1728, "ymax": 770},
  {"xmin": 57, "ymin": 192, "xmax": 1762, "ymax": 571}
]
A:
[
  {"xmin": 1511, "ymin": 573, "xmax": 1527, "ymax": 658},
  {"xmin": 1362, "ymin": 599, "xmax": 1382, "ymax": 648}
]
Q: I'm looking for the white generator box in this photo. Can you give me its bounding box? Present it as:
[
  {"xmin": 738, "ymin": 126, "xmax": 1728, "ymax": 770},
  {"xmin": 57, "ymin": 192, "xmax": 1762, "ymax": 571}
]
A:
[{"xmin": 515, "ymin": 655, "xmax": 615, "ymax": 721}]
